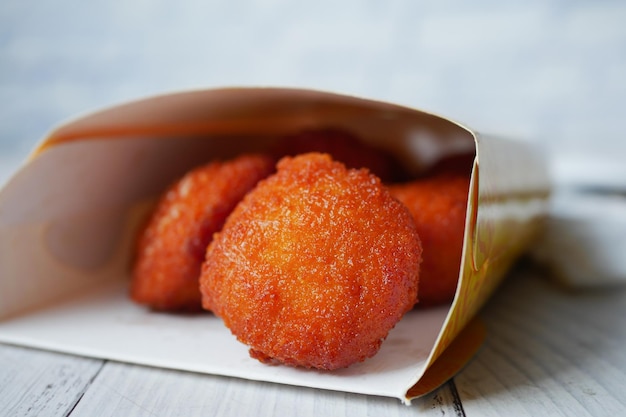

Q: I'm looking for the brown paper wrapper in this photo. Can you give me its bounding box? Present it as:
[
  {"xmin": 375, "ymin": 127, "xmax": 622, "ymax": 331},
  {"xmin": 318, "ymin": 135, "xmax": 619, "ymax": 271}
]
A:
[{"xmin": 0, "ymin": 88, "xmax": 549, "ymax": 403}]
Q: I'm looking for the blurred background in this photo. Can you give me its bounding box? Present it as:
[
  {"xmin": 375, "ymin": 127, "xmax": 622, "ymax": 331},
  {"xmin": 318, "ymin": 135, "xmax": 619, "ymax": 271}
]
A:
[{"xmin": 1, "ymin": 0, "xmax": 626, "ymax": 184}]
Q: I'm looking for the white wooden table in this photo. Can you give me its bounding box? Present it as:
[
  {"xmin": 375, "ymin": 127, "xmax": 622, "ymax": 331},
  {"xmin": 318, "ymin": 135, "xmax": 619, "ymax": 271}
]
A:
[{"xmin": 2, "ymin": 263, "xmax": 625, "ymax": 417}]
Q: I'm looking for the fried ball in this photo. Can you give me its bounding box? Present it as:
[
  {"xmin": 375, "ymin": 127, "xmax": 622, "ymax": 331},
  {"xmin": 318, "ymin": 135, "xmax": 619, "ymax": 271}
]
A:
[
  {"xmin": 200, "ymin": 153, "xmax": 422, "ymax": 369},
  {"xmin": 388, "ymin": 174, "xmax": 470, "ymax": 306},
  {"xmin": 131, "ymin": 154, "xmax": 275, "ymax": 311},
  {"xmin": 272, "ymin": 128, "xmax": 406, "ymax": 182}
]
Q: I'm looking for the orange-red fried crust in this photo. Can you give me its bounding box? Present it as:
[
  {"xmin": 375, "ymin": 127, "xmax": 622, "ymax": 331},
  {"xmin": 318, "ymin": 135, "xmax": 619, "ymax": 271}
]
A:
[
  {"xmin": 200, "ymin": 153, "xmax": 422, "ymax": 369},
  {"xmin": 131, "ymin": 154, "xmax": 275, "ymax": 311},
  {"xmin": 388, "ymin": 174, "xmax": 470, "ymax": 306},
  {"xmin": 272, "ymin": 128, "xmax": 406, "ymax": 182}
]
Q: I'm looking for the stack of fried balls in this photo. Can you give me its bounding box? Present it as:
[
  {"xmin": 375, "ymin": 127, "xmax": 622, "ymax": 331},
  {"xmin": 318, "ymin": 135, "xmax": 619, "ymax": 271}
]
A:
[{"xmin": 130, "ymin": 129, "xmax": 471, "ymax": 370}]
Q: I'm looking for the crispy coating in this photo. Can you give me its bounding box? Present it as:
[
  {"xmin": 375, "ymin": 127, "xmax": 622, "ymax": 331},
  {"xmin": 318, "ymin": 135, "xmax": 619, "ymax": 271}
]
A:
[
  {"xmin": 200, "ymin": 153, "xmax": 421, "ymax": 369},
  {"xmin": 388, "ymin": 174, "xmax": 470, "ymax": 306},
  {"xmin": 131, "ymin": 154, "xmax": 275, "ymax": 311},
  {"xmin": 273, "ymin": 128, "xmax": 406, "ymax": 182}
]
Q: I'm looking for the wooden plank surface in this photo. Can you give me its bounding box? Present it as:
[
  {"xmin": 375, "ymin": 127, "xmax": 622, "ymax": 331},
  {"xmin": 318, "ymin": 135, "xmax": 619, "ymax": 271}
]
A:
[
  {"xmin": 66, "ymin": 360, "xmax": 462, "ymax": 417},
  {"xmin": 456, "ymin": 265, "xmax": 626, "ymax": 417},
  {"xmin": 0, "ymin": 342, "xmax": 463, "ymax": 416},
  {"xmin": 0, "ymin": 344, "xmax": 103, "ymax": 417}
]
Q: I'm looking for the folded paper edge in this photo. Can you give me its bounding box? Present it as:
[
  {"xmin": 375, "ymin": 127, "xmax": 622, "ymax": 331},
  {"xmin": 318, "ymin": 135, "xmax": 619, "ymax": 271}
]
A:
[{"xmin": 404, "ymin": 316, "xmax": 486, "ymax": 404}]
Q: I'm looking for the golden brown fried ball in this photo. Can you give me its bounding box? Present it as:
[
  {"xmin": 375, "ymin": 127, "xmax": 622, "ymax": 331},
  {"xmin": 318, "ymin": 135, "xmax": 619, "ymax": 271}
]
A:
[
  {"xmin": 200, "ymin": 153, "xmax": 422, "ymax": 369},
  {"xmin": 388, "ymin": 174, "xmax": 470, "ymax": 306},
  {"xmin": 131, "ymin": 154, "xmax": 275, "ymax": 311},
  {"xmin": 272, "ymin": 128, "xmax": 406, "ymax": 182}
]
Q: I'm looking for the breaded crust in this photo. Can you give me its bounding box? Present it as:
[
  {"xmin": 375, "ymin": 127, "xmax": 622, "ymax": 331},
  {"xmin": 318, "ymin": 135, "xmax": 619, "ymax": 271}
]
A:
[
  {"xmin": 272, "ymin": 128, "xmax": 406, "ymax": 182},
  {"xmin": 389, "ymin": 174, "xmax": 470, "ymax": 306},
  {"xmin": 131, "ymin": 154, "xmax": 275, "ymax": 311},
  {"xmin": 200, "ymin": 153, "xmax": 421, "ymax": 369}
]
